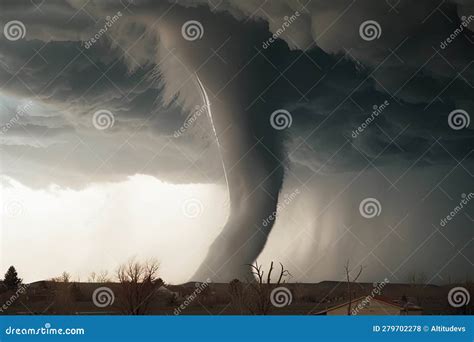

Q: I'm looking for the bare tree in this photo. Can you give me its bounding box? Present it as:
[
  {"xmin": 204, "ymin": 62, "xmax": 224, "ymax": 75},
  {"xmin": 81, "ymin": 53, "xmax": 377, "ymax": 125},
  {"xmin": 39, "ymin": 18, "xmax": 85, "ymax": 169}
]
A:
[
  {"xmin": 344, "ymin": 260, "xmax": 364, "ymax": 315},
  {"xmin": 229, "ymin": 279, "xmax": 245, "ymax": 314},
  {"xmin": 51, "ymin": 271, "xmax": 71, "ymax": 283},
  {"xmin": 88, "ymin": 270, "xmax": 110, "ymax": 283},
  {"xmin": 50, "ymin": 271, "xmax": 75, "ymax": 313},
  {"xmin": 88, "ymin": 272, "xmax": 96, "ymax": 282},
  {"xmin": 407, "ymin": 271, "xmax": 417, "ymax": 287},
  {"xmin": 407, "ymin": 271, "xmax": 427, "ymax": 286},
  {"xmin": 116, "ymin": 258, "xmax": 163, "ymax": 315},
  {"xmin": 61, "ymin": 272, "xmax": 71, "ymax": 283},
  {"xmin": 97, "ymin": 270, "xmax": 110, "ymax": 283},
  {"xmin": 242, "ymin": 261, "xmax": 291, "ymax": 315}
]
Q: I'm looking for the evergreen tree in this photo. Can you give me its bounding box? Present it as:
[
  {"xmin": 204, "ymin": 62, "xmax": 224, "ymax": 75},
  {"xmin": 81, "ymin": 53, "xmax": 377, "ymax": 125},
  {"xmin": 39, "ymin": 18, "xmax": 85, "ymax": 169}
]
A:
[{"xmin": 4, "ymin": 266, "xmax": 22, "ymax": 290}]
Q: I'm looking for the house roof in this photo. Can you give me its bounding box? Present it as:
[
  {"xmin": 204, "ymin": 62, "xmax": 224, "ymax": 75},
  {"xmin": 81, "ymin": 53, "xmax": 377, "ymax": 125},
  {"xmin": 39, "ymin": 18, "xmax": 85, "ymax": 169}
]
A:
[
  {"xmin": 376, "ymin": 296, "xmax": 422, "ymax": 310},
  {"xmin": 316, "ymin": 295, "xmax": 422, "ymax": 314}
]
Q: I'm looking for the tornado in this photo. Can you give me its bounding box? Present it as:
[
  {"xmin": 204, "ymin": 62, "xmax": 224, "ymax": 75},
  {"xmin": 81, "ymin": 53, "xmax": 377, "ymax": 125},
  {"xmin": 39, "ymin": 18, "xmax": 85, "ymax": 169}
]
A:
[
  {"xmin": 192, "ymin": 74, "xmax": 284, "ymax": 282},
  {"xmin": 155, "ymin": 4, "xmax": 287, "ymax": 281}
]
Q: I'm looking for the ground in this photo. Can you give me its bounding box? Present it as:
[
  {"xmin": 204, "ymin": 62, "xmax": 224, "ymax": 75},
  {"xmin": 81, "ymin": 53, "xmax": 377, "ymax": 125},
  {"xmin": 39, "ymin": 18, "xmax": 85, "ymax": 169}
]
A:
[{"xmin": 0, "ymin": 281, "xmax": 472, "ymax": 315}]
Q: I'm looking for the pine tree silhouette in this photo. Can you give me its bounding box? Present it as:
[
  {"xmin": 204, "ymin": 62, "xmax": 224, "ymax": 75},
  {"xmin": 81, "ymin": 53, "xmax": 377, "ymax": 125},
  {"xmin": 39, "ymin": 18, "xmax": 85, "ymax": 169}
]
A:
[{"xmin": 4, "ymin": 266, "xmax": 22, "ymax": 290}]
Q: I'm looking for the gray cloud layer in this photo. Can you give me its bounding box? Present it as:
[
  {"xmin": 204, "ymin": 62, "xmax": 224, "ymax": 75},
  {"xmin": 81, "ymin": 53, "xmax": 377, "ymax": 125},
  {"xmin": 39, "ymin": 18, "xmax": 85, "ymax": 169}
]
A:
[
  {"xmin": 1, "ymin": 0, "xmax": 473, "ymax": 188},
  {"xmin": 0, "ymin": 1, "xmax": 472, "ymax": 186}
]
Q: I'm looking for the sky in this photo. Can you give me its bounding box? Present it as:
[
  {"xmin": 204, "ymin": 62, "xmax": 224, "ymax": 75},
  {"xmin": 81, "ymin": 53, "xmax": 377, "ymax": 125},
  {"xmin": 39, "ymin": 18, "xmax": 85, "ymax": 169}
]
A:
[{"xmin": 0, "ymin": 0, "xmax": 473, "ymax": 284}]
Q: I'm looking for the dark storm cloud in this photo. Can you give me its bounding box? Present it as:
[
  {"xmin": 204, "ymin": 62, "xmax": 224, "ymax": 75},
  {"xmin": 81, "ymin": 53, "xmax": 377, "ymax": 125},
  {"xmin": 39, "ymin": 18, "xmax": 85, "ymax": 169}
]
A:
[
  {"xmin": 0, "ymin": 0, "xmax": 222, "ymax": 187},
  {"xmin": 0, "ymin": 0, "xmax": 473, "ymax": 188}
]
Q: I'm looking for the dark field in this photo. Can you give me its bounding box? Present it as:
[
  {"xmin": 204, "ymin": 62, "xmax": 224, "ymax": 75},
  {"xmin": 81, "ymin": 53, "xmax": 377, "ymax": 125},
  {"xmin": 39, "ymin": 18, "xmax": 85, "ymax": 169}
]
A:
[{"xmin": 1, "ymin": 281, "xmax": 472, "ymax": 316}]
